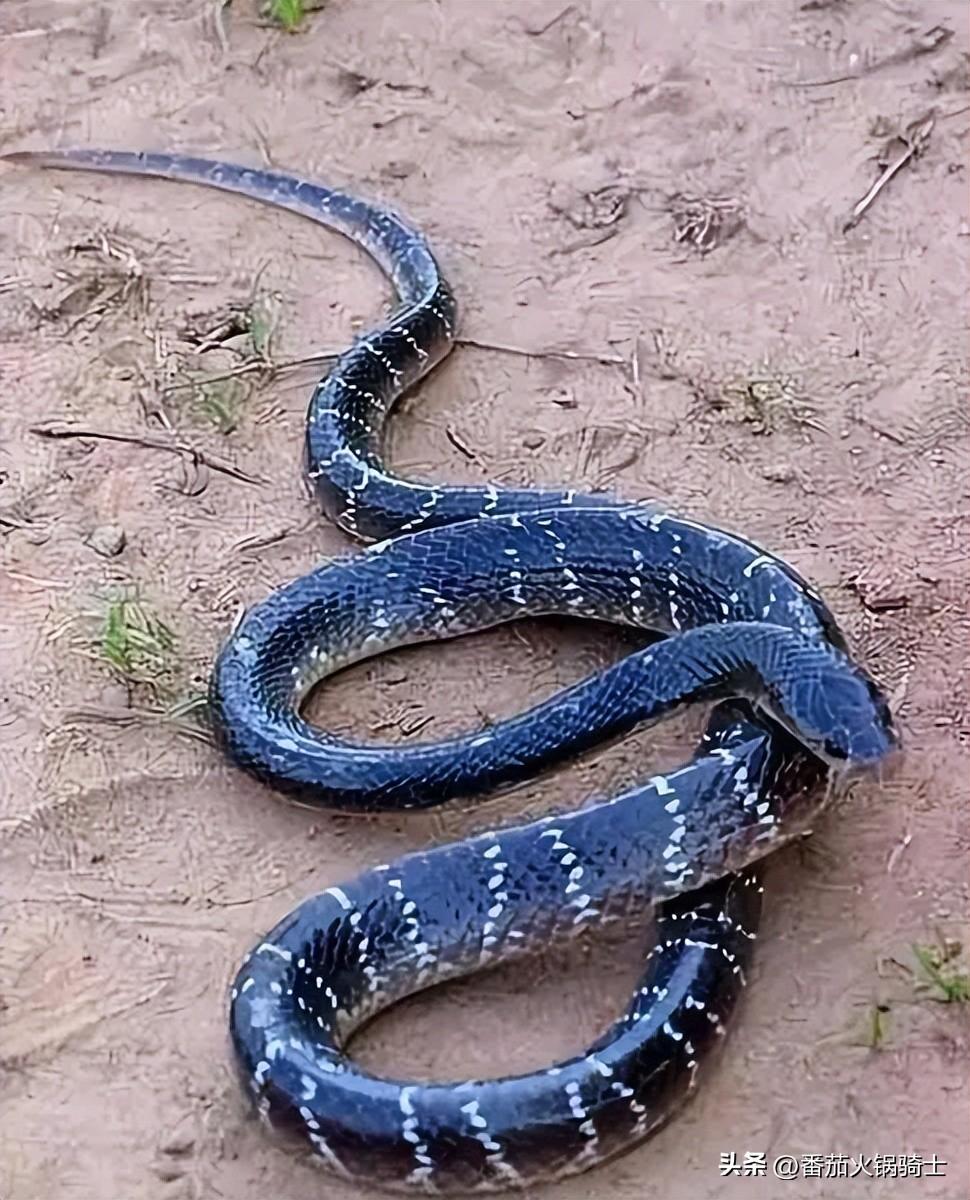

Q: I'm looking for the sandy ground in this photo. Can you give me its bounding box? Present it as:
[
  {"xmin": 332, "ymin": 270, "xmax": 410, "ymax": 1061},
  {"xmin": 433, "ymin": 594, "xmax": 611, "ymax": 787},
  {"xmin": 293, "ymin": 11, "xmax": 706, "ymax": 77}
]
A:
[{"xmin": 1, "ymin": 1, "xmax": 968, "ymax": 1198}]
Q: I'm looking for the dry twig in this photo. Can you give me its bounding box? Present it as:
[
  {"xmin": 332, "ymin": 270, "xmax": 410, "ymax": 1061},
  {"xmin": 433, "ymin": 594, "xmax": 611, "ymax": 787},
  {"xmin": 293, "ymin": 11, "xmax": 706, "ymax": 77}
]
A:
[
  {"xmin": 457, "ymin": 336, "xmax": 627, "ymax": 368},
  {"xmin": 843, "ymin": 112, "xmax": 935, "ymax": 232},
  {"xmin": 29, "ymin": 422, "xmax": 265, "ymax": 487}
]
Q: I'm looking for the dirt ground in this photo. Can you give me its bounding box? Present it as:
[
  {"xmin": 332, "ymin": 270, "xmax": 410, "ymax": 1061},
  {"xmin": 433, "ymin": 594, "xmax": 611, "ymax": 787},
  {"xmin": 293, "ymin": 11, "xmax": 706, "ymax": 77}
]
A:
[{"xmin": 1, "ymin": 1, "xmax": 968, "ymax": 1198}]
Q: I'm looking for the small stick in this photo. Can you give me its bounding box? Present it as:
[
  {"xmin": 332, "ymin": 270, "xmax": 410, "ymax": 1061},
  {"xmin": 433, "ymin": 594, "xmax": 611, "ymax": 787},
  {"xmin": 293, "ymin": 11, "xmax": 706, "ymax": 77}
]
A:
[
  {"xmin": 159, "ymin": 360, "xmax": 267, "ymax": 395},
  {"xmin": 210, "ymin": 0, "xmax": 231, "ymax": 55},
  {"xmin": 886, "ymin": 832, "xmax": 913, "ymax": 873},
  {"xmin": 159, "ymin": 350, "xmax": 342, "ymax": 396},
  {"xmin": 522, "ymin": 5, "xmax": 575, "ymax": 36},
  {"xmin": 29, "ymin": 421, "xmax": 265, "ymax": 486},
  {"xmin": 444, "ymin": 425, "xmax": 482, "ymax": 463},
  {"xmin": 61, "ymin": 703, "xmax": 212, "ymax": 740},
  {"xmin": 230, "ymin": 524, "xmax": 307, "ymax": 554},
  {"xmin": 457, "ymin": 336, "xmax": 627, "ymax": 368},
  {"xmin": 843, "ymin": 112, "xmax": 935, "ymax": 233}
]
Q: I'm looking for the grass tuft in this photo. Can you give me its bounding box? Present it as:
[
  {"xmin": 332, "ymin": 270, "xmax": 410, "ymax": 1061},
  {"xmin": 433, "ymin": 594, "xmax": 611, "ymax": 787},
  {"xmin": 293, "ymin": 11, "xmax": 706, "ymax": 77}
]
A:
[
  {"xmin": 100, "ymin": 595, "xmax": 176, "ymax": 685},
  {"xmin": 244, "ymin": 289, "xmax": 281, "ymax": 361},
  {"xmin": 719, "ymin": 366, "xmax": 824, "ymax": 435},
  {"xmin": 912, "ymin": 939, "xmax": 970, "ymax": 1004},
  {"xmin": 171, "ymin": 287, "xmax": 283, "ymax": 434},
  {"xmin": 264, "ymin": 0, "xmax": 306, "ymax": 31},
  {"xmin": 191, "ymin": 376, "xmax": 250, "ymax": 434}
]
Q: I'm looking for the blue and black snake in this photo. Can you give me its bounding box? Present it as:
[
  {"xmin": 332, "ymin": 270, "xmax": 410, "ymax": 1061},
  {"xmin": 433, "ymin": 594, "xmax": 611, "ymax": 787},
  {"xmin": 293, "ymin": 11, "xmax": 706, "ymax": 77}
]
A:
[{"xmin": 4, "ymin": 148, "xmax": 898, "ymax": 1193}]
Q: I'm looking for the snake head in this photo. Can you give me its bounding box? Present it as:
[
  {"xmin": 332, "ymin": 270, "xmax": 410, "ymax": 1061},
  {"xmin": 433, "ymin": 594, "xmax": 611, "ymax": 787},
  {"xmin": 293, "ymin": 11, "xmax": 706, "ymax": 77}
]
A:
[
  {"xmin": 818, "ymin": 672, "xmax": 900, "ymax": 776},
  {"xmin": 765, "ymin": 639, "xmax": 901, "ymax": 775}
]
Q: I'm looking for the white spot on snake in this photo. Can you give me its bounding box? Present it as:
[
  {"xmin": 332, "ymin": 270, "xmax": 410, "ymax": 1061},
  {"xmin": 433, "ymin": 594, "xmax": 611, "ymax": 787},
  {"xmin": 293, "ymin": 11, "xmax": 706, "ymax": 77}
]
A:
[
  {"xmin": 587, "ymin": 1055, "xmax": 613, "ymax": 1077},
  {"xmin": 743, "ymin": 555, "xmax": 774, "ymax": 577},
  {"xmin": 324, "ymin": 887, "xmax": 353, "ymax": 910},
  {"xmin": 460, "ymin": 1099, "xmax": 488, "ymax": 1129},
  {"xmin": 256, "ymin": 942, "xmax": 292, "ymax": 962},
  {"xmin": 300, "ymin": 1105, "xmax": 321, "ymax": 1131}
]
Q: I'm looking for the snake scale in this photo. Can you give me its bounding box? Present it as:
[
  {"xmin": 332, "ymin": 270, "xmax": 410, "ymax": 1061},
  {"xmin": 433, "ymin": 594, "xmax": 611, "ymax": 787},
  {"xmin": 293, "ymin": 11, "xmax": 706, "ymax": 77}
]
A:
[{"xmin": 4, "ymin": 148, "xmax": 898, "ymax": 1193}]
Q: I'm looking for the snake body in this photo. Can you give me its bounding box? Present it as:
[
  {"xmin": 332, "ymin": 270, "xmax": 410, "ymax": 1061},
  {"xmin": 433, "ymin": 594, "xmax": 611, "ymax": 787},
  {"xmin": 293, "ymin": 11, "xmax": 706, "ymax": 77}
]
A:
[{"xmin": 4, "ymin": 149, "xmax": 898, "ymax": 1193}]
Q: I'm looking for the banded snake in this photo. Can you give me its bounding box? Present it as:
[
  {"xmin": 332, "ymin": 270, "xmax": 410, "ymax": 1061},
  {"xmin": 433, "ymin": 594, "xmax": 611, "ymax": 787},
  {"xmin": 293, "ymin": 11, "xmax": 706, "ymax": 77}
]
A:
[{"xmin": 3, "ymin": 148, "xmax": 898, "ymax": 1194}]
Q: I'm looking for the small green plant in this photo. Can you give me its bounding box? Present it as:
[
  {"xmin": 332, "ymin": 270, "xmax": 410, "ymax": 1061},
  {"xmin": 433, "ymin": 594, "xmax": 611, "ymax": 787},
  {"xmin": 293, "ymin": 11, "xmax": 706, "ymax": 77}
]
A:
[
  {"xmin": 863, "ymin": 1001, "xmax": 891, "ymax": 1050},
  {"xmin": 191, "ymin": 376, "xmax": 250, "ymax": 434},
  {"xmin": 912, "ymin": 940, "xmax": 970, "ymax": 1004},
  {"xmin": 244, "ymin": 290, "xmax": 281, "ymax": 361},
  {"xmin": 264, "ymin": 0, "xmax": 306, "ymax": 30},
  {"xmin": 100, "ymin": 596, "xmax": 176, "ymax": 684},
  {"xmin": 170, "ymin": 288, "xmax": 281, "ymax": 432}
]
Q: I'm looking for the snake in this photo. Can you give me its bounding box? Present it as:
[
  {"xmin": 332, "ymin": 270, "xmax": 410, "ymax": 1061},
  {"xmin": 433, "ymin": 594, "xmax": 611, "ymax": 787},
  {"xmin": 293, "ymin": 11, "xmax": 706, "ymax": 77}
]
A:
[{"xmin": 4, "ymin": 148, "xmax": 898, "ymax": 1193}]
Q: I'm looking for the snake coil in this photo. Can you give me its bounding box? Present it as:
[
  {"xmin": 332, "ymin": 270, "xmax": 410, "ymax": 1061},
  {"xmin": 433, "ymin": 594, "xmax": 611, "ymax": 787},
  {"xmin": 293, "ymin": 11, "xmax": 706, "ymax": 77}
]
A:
[{"xmin": 4, "ymin": 148, "xmax": 898, "ymax": 1194}]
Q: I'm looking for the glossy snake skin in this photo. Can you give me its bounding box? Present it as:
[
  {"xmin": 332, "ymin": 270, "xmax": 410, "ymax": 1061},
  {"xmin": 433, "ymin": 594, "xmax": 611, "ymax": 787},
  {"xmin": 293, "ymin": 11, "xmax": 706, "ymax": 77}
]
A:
[{"xmin": 4, "ymin": 148, "xmax": 898, "ymax": 1194}]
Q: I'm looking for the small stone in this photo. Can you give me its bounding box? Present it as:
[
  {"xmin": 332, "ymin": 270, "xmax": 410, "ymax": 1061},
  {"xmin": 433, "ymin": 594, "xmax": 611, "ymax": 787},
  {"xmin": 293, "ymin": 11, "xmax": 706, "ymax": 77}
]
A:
[
  {"xmin": 159, "ymin": 1128, "xmax": 195, "ymax": 1156},
  {"xmin": 761, "ymin": 462, "xmax": 794, "ymax": 483},
  {"xmin": 384, "ymin": 160, "xmax": 417, "ymax": 180},
  {"xmin": 159, "ymin": 1130, "xmax": 195, "ymax": 1157},
  {"xmin": 85, "ymin": 523, "xmax": 126, "ymax": 557},
  {"xmin": 523, "ymin": 434, "xmax": 546, "ymax": 450},
  {"xmin": 151, "ymin": 1161, "xmax": 185, "ymax": 1182}
]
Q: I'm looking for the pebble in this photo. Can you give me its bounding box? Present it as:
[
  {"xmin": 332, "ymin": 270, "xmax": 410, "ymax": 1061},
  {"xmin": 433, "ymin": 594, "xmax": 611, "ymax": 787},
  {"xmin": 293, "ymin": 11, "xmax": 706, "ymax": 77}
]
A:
[
  {"xmin": 761, "ymin": 462, "xmax": 794, "ymax": 483},
  {"xmin": 159, "ymin": 1130, "xmax": 195, "ymax": 1157},
  {"xmin": 151, "ymin": 1161, "xmax": 185, "ymax": 1182},
  {"xmin": 86, "ymin": 523, "xmax": 126, "ymax": 557}
]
